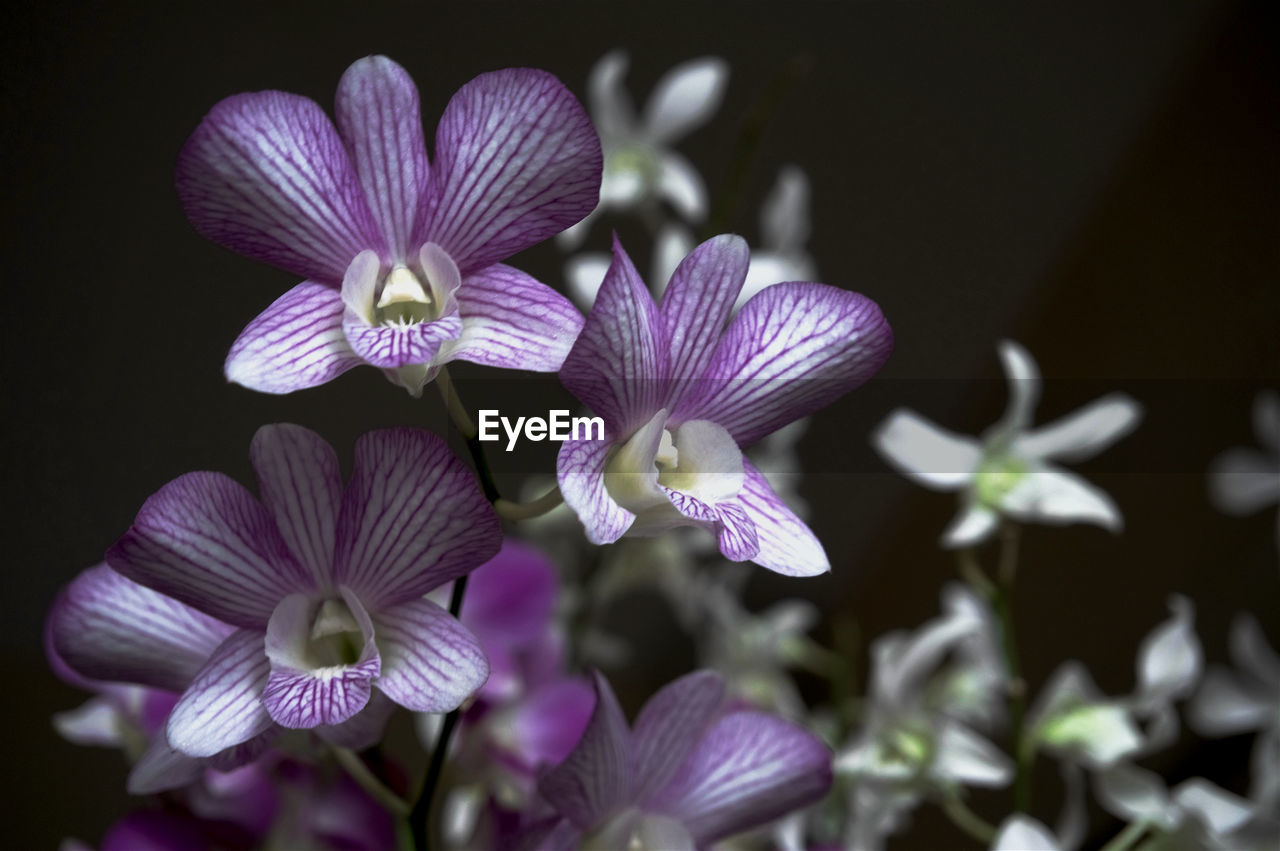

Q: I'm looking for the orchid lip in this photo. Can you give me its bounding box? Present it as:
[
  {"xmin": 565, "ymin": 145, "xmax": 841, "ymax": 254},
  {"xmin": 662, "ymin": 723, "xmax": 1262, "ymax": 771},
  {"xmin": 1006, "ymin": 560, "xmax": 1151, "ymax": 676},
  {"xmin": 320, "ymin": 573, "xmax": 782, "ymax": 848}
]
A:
[
  {"xmin": 375, "ymin": 265, "xmax": 436, "ymax": 326},
  {"xmin": 266, "ymin": 589, "xmax": 374, "ymax": 674}
]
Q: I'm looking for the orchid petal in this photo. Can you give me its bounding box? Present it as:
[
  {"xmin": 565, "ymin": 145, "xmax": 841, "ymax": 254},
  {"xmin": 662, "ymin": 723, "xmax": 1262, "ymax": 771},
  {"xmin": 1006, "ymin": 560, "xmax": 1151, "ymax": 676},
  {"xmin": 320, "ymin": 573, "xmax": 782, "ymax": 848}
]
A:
[
  {"xmin": 1189, "ymin": 668, "xmax": 1274, "ymax": 734},
  {"xmin": 510, "ymin": 678, "xmax": 597, "ymax": 770},
  {"xmin": 1209, "ymin": 448, "xmax": 1280, "ymax": 515},
  {"xmin": 128, "ymin": 736, "xmax": 206, "ymax": 794},
  {"xmin": 680, "ymin": 282, "xmax": 892, "ymax": 446},
  {"xmin": 176, "ymin": 90, "xmax": 384, "ymax": 282},
  {"xmin": 565, "ymin": 253, "xmax": 610, "ymax": 311},
  {"xmin": 443, "ymin": 264, "xmax": 584, "ymax": 372},
  {"xmin": 540, "ymin": 670, "xmax": 632, "ymax": 829},
  {"xmin": 991, "ymin": 340, "xmax": 1041, "ymax": 440},
  {"xmin": 992, "ymin": 816, "xmax": 1060, "ymax": 851},
  {"xmin": 873, "ymin": 409, "xmax": 983, "ymax": 490},
  {"xmin": 713, "ymin": 501, "xmax": 761, "ymax": 562},
  {"xmin": 335, "ymin": 56, "xmax": 429, "ymax": 261},
  {"xmin": 225, "ymin": 281, "xmax": 364, "ymax": 394},
  {"xmin": 1173, "ymin": 778, "xmax": 1255, "ymax": 834},
  {"xmin": 461, "ymin": 540, "xmax": 558, "ymax": 648},
  {"xmin": 167, "ymin": 629, "xmax": 272, "ymax": 757},
  {"xmin": 632, "ymin": 670, "xmax": 725, "ymax": 801},
  {"xmin": 334, "ymin": 428, "xmax": 500, "ymax": 609},
  {"xmin": 558, "ymin": 433, "xmax": 634, "ymax": 544},
  {"xmin": 652, "ymin": 226, "xmax": 694, "ymax": 300},
  {"xmin": 650, "ymin": 709, "xmax": 832, "ymax": 845},
  {"xmin": 343, "ymin": 312, "xmax": 461, "ymax": 368},
  {"xmin": 659, "ymin": 235, "xmax": 748, "ymax": 399},
  {"xmin": 250, "ymin": 424, "xmax": 342, "ymax": 585},
  {"xmin": 373, "ymin": 596, "xmax": 488, "ymax": 713},
  {"xmin": 587, "ymin": 50, "xmax": 636, "ymax": 139},
  {"xmin": 263, "ymin": 658, "xmax": 379, "ymax": 729},
  {"xmin": 656, "ymin": 151, "xmax": 707, "ymax": 220},
  {"xmin": 761, "ymin": 166, "xmax": 811, "ymax": 252},
  {"xmin": 418, "ymin": 68, "xmax": 602, "ymax": 274},
  {"xmin": 736, "ymin": 460, "xmax": 827, "ymax": 576},
  {"xmin": 931, "ymin": 721, "xmax": 1013, "ymax": 786},
  {"xmin": 108, "ymin": 473, "xmax": 307, "ymax": 628},
  {"xmin": 1001, "ymin": 467, "xmax": 1122, "ymax": 531},
  {"xmin": 51, "ymin": 564, "xmax": 233, "ymax": 692},
  {"xmin": 1230, "ymin": 613, "xmax": 1280, "ymax": 686},
  {"xmin": 560, "ymin": 236, "xmax": 665, "ymax": 435},
  {"xmin": 1015, "ymin": 393, "xmax": 1142, "ymax": 463},
  {"xmin": 1136, "ymin": 595, "xmax": 1202, "ymax": 705},
  {"xmin": 1095, "ymin": 764, "xmax": 1173, "ymax": 826},
  {"xmin": 644, "ymin": 57, "xmax": 728, "ymax": 144},
  {"xmin": 941, "ymin": 504, "xmax": 1000, "ymax": 548}
]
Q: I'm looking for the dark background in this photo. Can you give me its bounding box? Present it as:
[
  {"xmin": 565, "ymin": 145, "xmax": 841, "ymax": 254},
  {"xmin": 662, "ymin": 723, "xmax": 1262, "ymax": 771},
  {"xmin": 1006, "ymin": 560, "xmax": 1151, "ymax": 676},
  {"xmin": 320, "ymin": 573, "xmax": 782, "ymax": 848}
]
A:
[{"xmin": 3, "ymin": 0, "xmax": 1277, "ymax": 846}]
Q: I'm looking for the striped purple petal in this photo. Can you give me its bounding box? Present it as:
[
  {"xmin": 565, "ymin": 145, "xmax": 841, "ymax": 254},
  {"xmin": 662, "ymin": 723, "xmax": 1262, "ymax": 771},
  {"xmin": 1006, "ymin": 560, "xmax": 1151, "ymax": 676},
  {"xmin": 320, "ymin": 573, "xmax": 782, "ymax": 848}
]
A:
[
  {"xmin": 333, "ymin": 428, "xmax": 500, "ymax": 609},
  {"xmin": 342, "ymin": 311, "xmax": 463, "ymax": 368},
  {"xmin": 557, "ymin": 433, "xmax": 634, "ymax": 545},
  {"xmin": 263, "ymin": 657, "xmax": 379, "ymax": 729},
  {"xmin": 167, "ymin": 629, "xmax": 273, "ymax": 757},
  {"xmin": 647, "ymin": 709, "xmax": 832, "ymax": 845},
  {"xmin": 675, "ymin": 282, "xmax": 893, "ymax": 447},
  {"xmin": 225, "ymin": 281, "xmax": 364, "ymax": 394},
  {"xmin": 177, "ymin": 90, "xmax": 385, "ymax": 283},
  {"xmin": 632, "ymin": 671, "xmax": 726, "ymax": 802},
  {"xmin": 51, "ymin": 564, "xmax": 233, "ymax": 692},
  {"xmin": 107, "ymin": 472, "xmax": 308, "ymax": 628},
  {"xmin": 415, "ymin": 68, "xmax": 602, "ymax": 275},
  {"xmin": 372, "ymin": 597, "xmax": 488, "ymax": 713},
  {"xmin": 128, "ymin": 736, "xmax": 205, "ymax": 794},
  {"xmin": 560, "ymin": 236, "xmax": 666, "ymax": 435},
  {"xmin": 658, "ymin": 235, "xmax": 747, "ymax": 403},
  {"xmin": 444, "ymin": 264, "xmax": 584, "ymax": 372},
  {"xmin": 250, "ymin": 424, "xmax": 342, "ymax": 585},
  {"xmin": 335, "ymin": 56, "xmax": 430, "ymax": 262},
  {"xmin": 539, "ymin": 670, "xmax": 633, "ymax": 829},
  {"xmin": 737, "ymin": 460, "xmax": 828, "ymax": 576},
  {"xmin": 661, "ymin": 488, "xmax": 760, "ymax": 561}
]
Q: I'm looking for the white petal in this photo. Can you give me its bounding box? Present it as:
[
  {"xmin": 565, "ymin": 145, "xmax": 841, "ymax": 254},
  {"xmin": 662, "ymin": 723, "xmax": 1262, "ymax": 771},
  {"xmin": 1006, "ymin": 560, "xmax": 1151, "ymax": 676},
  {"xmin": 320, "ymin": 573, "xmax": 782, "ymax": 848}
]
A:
[
  {"xmin": 587, "ymin": 50, "xmax": 636, "ymax": 138},
  {"xmin": 651, "ymin": 225, "xmax": 694, "ymax": 299},
  {"xmin": 657, "ymin": 151, "xmax": 708, "ymax": 221},
  {"xmin": 931, "ymin": 722, "xmax": 1013, "ymax": 787},
  {"xmin": 992, "ymin": 816, "xmax": 1060, "ymax": 851},
  {"xmin": 1172, "ymin": 779, "xmax": 1255, "ymax": 834},
  {"xmin": 991, "ymin": 340, "xmax": 1041, "ymax": 439},
  {"xmin": 760, "ymin": 165, "xmax": 810, "ymax": 252},
  {"xmin": 872, "ymin": 409, "xmax": 983, "ymax": 490},
  {"xmin": 1137, "ymin": 595, "xmax": 1202, "ymax": 706},
  {"xmin": 941, "ymin": 505, "xmax": 1000, "ymax": 548},
  {"xmin": 1001, "ymin": 467, "xmax": 1122, "ymax": 531},
  {"xmin": 1015, "ymin": 393, "xmax": 1142, "ymax": 462},
  {"xmin": 1230, "ymin": 613, "xmax": 1280, "ymax": 687},
  {"xmin": 1208, "ymin": 448, "xmax": 1280, "ymax": 515},
  {"xmin": 643, "ymin": 57, "xmax": 729, "ymax": 144},
  {"xmin": 1187, "ymin": 668, "xmax": 1274, "ymax": 735},
  {"xmin": 1095, "ymin": 764, "xmax": 1172, "ymax": 827}
]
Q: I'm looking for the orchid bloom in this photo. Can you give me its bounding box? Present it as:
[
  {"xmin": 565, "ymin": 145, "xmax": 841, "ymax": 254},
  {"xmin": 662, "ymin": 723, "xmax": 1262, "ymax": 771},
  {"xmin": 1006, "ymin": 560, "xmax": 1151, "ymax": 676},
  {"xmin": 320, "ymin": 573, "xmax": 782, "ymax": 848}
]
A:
[
  {"xmin": 533, "ymin": 670, "xmax": 831, "ymax": 850},
  {"xmin": 178, "ymin": 56, "xmax": 600, "ymax": 396},
  {"xmin": 873, "ymin": 340, "xmax": 1142, "ymax": 547},
  {"xmin": 1025, "ymin": 662, "xmax": 1144, "ymax": 770},
  {"xmin": 558, "ymin": 50, "xmax": 727, "ymax": 249},
  {"xmin": 557, "ymin": 233, "xmax": 892, "ymax": 575},
  {"xmin": 1209, "ymin": 390, "xmax": 1280, "ymax": 551},
  {"xmin": 1095, "ymin": 764, "xmax": 1260, "ymax": 850},
  {"xmin": 100, "ymin": 423, "xmax": 500, "ymax": 758}
]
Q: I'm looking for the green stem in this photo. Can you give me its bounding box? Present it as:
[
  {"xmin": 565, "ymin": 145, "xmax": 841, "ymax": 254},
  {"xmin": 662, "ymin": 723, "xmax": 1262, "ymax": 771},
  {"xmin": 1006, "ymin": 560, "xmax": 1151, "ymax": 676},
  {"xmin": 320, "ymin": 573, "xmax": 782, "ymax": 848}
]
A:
[
  {"xmin": 332, "ymin": 746, "xmax": 409, "ymax": 817},
  {"xmin": 1099, "ymin": 820, "xmax": 1148, "ymax": 851},
  {"xmin": 940, "ymin": 792, "xmax": 998, "ymax": 844},
  {"xmin": 495, "ymin": 485, "xmax": 563, "ymax": 522},
  {"xmin": 435, "ymin": 367, "xmax": 477, "ymax": 439},
  {"xmin": 991, "ymin": 523, "xmax": 1030, "ymax": 813}
]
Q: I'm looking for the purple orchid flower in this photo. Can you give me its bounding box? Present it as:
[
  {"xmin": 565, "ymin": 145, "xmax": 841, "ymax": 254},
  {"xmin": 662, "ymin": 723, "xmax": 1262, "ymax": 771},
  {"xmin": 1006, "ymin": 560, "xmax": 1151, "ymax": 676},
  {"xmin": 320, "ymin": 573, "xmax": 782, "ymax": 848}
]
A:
[
  {"xmin": 531, "ymin": 669, "xmax": 832, "ymax": 849},
  {"xmin": 557, "ymin": 234, "xmax": 892, "ymax": 575},
  {"xmin": 177, "ymin": 56, "xmax": 602, "ymax": 396},
  {"xmin": 98, "ymin": 423, "xmax": 500, "ymax": 758}
]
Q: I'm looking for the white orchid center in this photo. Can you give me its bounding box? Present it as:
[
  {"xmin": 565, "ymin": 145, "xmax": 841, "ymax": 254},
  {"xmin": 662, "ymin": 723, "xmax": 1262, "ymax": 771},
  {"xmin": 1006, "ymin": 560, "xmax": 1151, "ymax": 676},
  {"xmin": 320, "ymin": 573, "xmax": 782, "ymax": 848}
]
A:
[
  {"xmin": 266, "ymin": 591, "xmax": 371, "ymax": 675},
  {"xmin": 974, "ymin": 454, "xmax": 1029, "ymax": 508},
  {"xmin": 341, "ymin": 243, "xmax": 461, "ymax": 331},
  {"xmin": 375, "ymin": 265, "xmax": 435, "ymax": 326},
  {"xmin": 602, "ymin": 144, "xmax": 661, "ymax": 203}
]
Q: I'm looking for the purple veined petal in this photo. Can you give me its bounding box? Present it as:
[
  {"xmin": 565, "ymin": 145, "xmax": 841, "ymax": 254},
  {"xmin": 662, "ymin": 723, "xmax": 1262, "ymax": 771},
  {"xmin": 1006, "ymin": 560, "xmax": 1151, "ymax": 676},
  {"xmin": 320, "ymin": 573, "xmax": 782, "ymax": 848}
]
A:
[
  {"xmin": 632, "ymin": 671, "xmax": 726, "ymax": 802},
  {"xmin": 677, "ymin": 282, "xmax": 893, "ymax": 447},
  {"xmin": 177, "ymin": 90, "xmax": 385, "ymax": 282},
  {"xmin": 316, "ymin": 688, "xmax": 398, "ymax": 750},
  {"xmin": 660, "ymin": 487, "xmax": 760, "ymax": 562},
  {"xmin": 263, "ymin": 656, "xmax": 379, "ymax": 729},
  {"xmin": 333, "ymin": 428, "xmax": 500, "ymax": 608},
  {"xmin": 442, "ymin": 264, "xmax": 585, "ymax": 372},
  {"xmin": 250, "ymin": 424, "xmax": 342, "ymax": 585},
  {"xmin": 461, "ymin": 539, "xmax": 558, "ymax": 649},
  {"xmin": 648, "ymin": 708, "xmax": 832, "ymax": 845},
  {"xmin": 658, "ymin": 235, "xmax": 748, "ymax": 403},
  {"xmin": 128, "ymin": 735, "xmax": 206, "ymax": 794},
  {"xmin": 416, "ymin": 68, "xmax": 603, "ymax": 275},
  {"xmin": 540, "ymin": 670, "xmax": 633, "ymax": 830},
  {"xmin": 107, "ymin": 473, "xmax": 308, "ymax": 629},
  {"xmin": 204, "ymin": 727, "xmax": 279, "ymax": 773},
  {"xmin": 225, "ymin": 281, "xmax": 365, "ymax": 394},
  {"xmin": 372, "ymin": 596, "xmax": 488, "ymax": 713},
  {"xmin": 335, "ymin": 56, "xmax": 430, "ymax": 261},
  {"xmin": 560, "ymin": 236, "xmax": 666, "ymax": 435},
  {"xmin": 872, "ymin": 409, "xmax": 983, "ymax": 491},
  {"xmin": 557, "ymin": 433, "xmax": 635, "ymax": 545},
  {"xmin": 736, "ymin": 460, "xmax": 828, "ymax": 576},
  {"xmin": 167, "ymin": 629, "xmax": 273, "ymax": 757},
  {"xmin": 343, "ymin": 310, "xmax": 463, "ymax": 368},
  {"xmin": 643, "ymin": 57, "xmax": 729, "ymax": 145},
  {"xmin": 588, "ymin": 50, "xmax": 636, "ymax": 140},
  {"xmin": 51, "ymin": 564, "xmax": 234, "ymax": 692},
  {"xmin": 1015, "ymin": 393, "xmax": 1143, "ymax": 463}
]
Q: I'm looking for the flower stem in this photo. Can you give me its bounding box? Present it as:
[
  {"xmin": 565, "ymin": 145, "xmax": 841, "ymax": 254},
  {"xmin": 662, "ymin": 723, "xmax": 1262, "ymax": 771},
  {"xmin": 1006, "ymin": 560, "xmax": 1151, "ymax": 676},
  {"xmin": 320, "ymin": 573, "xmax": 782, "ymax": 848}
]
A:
[
  {"xmin": 495, "ymin": 485, "xmax": 564, "ymax": 521},
  {"xmin": 1099, "ymin": 820, "xmax": 1148, "ymax": 851},
  {"xmin": 435, "ymin": 367, "xmax": 477, "ymax": 440},
  {"xmin": 940, "ymin": 791, "xmax": 998, "ymax": 844},
  {"xmin": 992, "ymin": 523, "xmax": 1030, "ymax": 813},
  {"xmin": 332, "ymin": 746, "xmax": 410, "ymax": 817}
]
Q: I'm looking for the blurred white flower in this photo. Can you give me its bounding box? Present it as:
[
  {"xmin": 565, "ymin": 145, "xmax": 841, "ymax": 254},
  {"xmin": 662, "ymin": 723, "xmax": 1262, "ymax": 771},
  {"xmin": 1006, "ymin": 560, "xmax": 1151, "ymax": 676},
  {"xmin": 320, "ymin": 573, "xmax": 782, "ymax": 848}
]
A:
[
  {"xmin": 1025, "ymin": 662, "xmax": 1143, "ymax": 770},
  {"xmin": 1189, "ymin": 613, "xmax": 1280, "ymax": 811},
  {"xmin": 873, "ymin": 340, "xmax": 1142, "ymax": 547},
  {"xmin": 991, "ymin": 815, "xmax": 1061, "ymax": 851},
  {"xmin": 1209, "ymin": 390, "xmax": 1280, "ymax": 551},
  {"xmin": 1095, "ymin": 764, "xmax": 1257, "ymax": 850},
  {"xmin": 558, "ymin": 50, "xmax": 728, "ymax": 248},
  {"xmin": 1128, "ymin": 595, "xmax": 1202, "ymax": 754}
]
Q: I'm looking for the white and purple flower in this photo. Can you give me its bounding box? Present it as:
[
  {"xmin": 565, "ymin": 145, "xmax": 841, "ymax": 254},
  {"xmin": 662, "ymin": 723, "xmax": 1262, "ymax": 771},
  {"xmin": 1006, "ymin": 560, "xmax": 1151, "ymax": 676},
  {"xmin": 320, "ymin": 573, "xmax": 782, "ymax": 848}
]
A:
[
  {"xmin": 556, "ymin": 234, "xmax": 892, "ymax": 575},
  {"xmin": 531, "ymin": 669, "xmax": 831, "ymax": 849},
  {"xmin": 99, "ymin": 423, "xmax": 500, "ymax": 758},
  {"xmin": 178, "ymin": 56, "xmax": 601, "ymax": 396}
]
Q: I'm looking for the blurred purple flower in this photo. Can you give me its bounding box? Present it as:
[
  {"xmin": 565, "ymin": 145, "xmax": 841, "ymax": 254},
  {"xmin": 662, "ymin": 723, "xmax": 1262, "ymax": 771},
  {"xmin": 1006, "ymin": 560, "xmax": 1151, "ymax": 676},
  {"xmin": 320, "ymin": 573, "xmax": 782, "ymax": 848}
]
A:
[
  {"xmin": 530, "ymin": 669, "xmax": 831, "ymax": 849},
  {"xmin": 98, "ymin": 424, "xmax": 499, "ymax": 758},
  {"xmin": 557, "ymin": 234, "xmax": 892, "ymax": 575},
  {"xmin": 178, "ymin": 56, "xmax": 601, "ymax": 396}
]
